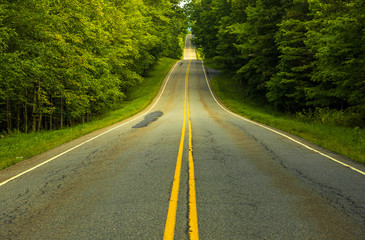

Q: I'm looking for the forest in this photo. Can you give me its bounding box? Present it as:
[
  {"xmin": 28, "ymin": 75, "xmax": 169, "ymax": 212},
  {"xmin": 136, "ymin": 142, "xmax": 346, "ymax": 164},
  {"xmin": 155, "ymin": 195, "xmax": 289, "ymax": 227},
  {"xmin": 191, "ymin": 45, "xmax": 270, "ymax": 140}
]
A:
[
  {"xmin": 188, "ymin": 0, "xmax": 365, "ymax": 127},
  {"xmin": 0, "ymin": 0, "xmax": 187, "ymax": 133}
]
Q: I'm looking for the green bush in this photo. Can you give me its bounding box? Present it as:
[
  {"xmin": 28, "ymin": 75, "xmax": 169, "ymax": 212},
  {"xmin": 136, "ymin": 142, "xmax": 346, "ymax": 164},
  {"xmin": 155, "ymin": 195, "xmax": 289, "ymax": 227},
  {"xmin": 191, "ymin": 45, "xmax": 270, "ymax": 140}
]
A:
[{"xmin": 296, "ymin": 107, "xmax": 364, "ymax": 128}]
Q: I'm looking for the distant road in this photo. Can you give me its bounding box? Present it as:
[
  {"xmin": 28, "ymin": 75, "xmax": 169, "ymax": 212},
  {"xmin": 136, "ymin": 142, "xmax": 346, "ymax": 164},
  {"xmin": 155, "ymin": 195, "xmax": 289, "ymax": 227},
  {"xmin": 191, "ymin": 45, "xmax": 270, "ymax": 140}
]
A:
[{"xmin": 1, "ymin": 34, "xmax": 364, "ymax": 239}]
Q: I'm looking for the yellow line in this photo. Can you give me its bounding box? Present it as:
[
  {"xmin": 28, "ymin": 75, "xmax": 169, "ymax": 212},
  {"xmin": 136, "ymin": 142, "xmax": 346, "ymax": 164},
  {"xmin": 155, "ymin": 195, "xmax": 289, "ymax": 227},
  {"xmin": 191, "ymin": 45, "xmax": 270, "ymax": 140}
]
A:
[
  {"xmin": 187, "ymin": 64, "xmax": 199, "ymax": 239},
  {"xmin": 164, "ymin": 60, "xmax": 199, "ymax": 239},
  {"xmin": 163, "ymin": 115, "xmax": 185, "ymax": 240},
  {"xmin": 163, "ymin": 60, "xmax": 191, "ymax": 240}
]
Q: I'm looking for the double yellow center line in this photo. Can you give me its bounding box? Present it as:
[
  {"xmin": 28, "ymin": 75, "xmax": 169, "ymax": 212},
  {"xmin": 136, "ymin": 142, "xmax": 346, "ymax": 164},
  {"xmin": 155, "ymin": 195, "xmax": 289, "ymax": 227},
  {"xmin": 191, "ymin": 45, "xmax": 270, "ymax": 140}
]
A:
[{"xmin": 163, "ymin": 60, "xmax": 199, "ymax": 240}]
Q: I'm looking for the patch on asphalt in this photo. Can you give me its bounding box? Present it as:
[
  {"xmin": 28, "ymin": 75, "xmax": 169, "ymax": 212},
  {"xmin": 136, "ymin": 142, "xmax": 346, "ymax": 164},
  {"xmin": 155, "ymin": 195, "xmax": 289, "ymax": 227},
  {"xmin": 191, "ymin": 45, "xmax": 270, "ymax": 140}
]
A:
[{"xmin": 132, "ymin": 111, "xmax": 163, "ymax": 128}]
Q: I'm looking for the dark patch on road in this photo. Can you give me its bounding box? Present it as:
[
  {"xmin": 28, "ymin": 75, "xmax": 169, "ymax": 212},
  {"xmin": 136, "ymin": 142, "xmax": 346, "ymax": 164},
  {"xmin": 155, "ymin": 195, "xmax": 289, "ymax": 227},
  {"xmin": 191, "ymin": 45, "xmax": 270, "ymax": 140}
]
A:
[
  {"xmin": 179, "ymin": 62, "xmax": 184, "ymax": 67},
  {"xmin": 132, "ymin": 111, "xmax": 163, "ymax": 128}
]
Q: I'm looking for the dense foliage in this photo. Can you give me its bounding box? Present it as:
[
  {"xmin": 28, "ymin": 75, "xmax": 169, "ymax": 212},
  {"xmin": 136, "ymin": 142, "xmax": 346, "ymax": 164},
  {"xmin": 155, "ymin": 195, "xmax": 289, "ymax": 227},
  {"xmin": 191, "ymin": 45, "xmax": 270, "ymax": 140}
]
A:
[
  {"xmin": 0, "ymin": 0, "xmax": 187, "ymax": 133},
  {"xmin": 189, "ymin": 0, "xmax": 365, "ymax": 127}
]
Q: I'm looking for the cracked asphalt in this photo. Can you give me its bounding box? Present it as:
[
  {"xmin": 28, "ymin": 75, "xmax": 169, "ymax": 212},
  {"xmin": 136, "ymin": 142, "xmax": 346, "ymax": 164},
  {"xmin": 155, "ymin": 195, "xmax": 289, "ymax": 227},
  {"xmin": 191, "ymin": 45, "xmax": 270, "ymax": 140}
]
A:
[{"xmin": 1, "ymin": 35, "xmax": 365, "ymax": 239}]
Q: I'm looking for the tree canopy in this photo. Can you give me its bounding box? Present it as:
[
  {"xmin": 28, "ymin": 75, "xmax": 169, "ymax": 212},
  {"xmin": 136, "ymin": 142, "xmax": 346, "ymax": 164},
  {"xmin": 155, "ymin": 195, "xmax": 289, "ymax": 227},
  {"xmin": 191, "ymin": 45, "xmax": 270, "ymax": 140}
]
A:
[
  {"xmin": 0, "ymin": 0, "xmax": 187, "ymax": 133},
  {"xmin": 188, "ymin": 0, "xmax": 365, "ymax": 126}
]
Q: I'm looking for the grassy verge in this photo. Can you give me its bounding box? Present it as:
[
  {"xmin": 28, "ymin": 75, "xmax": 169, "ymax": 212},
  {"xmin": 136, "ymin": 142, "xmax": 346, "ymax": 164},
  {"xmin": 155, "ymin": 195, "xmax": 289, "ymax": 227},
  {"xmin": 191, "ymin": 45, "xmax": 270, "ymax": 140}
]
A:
[
  {"xmin": 0, "ymin": 57, "xmax": 178, "ymax": 170},
  {"xmin": 210, "ymin": 70, "xmax": 365, "ymax": 164}
]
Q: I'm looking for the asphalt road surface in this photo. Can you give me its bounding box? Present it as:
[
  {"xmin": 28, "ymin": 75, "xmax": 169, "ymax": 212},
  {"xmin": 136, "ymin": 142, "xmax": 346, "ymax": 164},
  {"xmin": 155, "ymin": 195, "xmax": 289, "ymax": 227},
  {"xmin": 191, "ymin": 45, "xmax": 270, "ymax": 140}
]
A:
[{"xmin": 1, "ymin": 35, "xmax": 365, "ymax": 240}]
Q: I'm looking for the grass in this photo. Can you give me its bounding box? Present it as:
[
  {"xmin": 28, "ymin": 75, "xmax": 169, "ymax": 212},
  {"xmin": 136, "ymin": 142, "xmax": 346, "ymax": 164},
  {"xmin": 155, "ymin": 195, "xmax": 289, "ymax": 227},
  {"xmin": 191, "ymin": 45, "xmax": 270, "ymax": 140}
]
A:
[
  {"xmin": 0, "ymin": 57, "xmax": 178, "ymax": 170},
  {"xmin": 210, "ymin": 69, "xmax": 365, "ymax": 164}
]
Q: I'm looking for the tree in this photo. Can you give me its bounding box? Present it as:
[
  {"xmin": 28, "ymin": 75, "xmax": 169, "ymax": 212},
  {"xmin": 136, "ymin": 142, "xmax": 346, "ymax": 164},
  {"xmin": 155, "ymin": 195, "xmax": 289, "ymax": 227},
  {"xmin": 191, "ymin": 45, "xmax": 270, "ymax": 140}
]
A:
[
  {"xmin": 305, "ymin": 0, "xmax": 365, "ymax": 111},
  {"xmin": 232, "ymin": 0, "xmax": 287, "ymax": 98},
  {"xmin": 266, "ymin": 0, "xmax": 313, "ymax": 112},
  {"xmin": 0, "ymin": 0, "xmax": 187, "ymax": 133}
]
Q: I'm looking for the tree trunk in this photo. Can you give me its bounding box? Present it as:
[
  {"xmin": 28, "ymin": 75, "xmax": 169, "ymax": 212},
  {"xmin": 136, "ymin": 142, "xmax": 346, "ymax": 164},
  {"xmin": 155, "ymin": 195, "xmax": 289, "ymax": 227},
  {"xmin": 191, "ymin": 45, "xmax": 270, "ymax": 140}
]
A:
[
  {"xmin": 6, "ymin": 95, "xmax": 11, "ymax": 131},
  {"xmin": 60, "ymin": 96, "xmax": 63, "ymax": 129},
  {"xmin": 24, "ymin": 89, "xmax": 28, "ymax": 133},
  {"xmin": 49, "ymin": 96, "xmax": 53, "ymax": 130},
  {"xmin": 32, "ymin": 86, "xmax": 37, "ymax": 132},
  {"xmin": 37, "ymin": 112, "xmax": 42, "ymax": 132},
  {"xmin": 50, "ymin": 113, "xmax": 53, "ymax": 130},
  {"xmin": 37, "ymin": 80, "xmax": 42, "ymax": 132},
  {"xmin": 17, "ymin": 101, "xmax": 20, "ymax": 131}
]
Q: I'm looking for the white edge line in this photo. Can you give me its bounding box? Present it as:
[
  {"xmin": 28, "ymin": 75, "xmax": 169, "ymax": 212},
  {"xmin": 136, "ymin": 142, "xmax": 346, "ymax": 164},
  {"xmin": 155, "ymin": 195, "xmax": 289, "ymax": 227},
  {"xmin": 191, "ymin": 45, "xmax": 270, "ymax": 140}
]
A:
[
  {"xmin": 0, "ymin": 61, "xmax": 181, "ymax": 187},
  {"xmin": 201, "ymin": 61, "xmax": 365, "ymax": 176}
]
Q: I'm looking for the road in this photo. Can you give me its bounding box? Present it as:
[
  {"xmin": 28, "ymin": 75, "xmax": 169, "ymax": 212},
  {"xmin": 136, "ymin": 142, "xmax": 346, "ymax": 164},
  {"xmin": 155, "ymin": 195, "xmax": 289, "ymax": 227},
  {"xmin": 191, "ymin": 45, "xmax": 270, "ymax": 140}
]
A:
[{"xmin": 1, "ymin": 34, "xmax": 365, "ymax": 239}]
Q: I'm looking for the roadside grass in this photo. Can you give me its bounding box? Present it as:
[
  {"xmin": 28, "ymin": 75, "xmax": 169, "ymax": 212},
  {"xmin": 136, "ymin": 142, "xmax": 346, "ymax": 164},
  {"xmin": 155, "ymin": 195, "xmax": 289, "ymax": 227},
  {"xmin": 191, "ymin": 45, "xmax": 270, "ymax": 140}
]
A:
[
  {"xmin": 0, "ymin": 57, "xmax": 178, "ymax": 170},
  {"xmin": 210, "ymin": 69, "xmax": 365, "ymax": 164}
]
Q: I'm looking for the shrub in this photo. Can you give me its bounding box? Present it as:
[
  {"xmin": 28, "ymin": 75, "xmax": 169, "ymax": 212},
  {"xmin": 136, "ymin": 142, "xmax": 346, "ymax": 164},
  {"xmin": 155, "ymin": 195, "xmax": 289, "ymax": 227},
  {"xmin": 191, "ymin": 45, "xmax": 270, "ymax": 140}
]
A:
[{"xmin": 296, "ymin": 107, "xmax": 364, "ymax": 128}]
